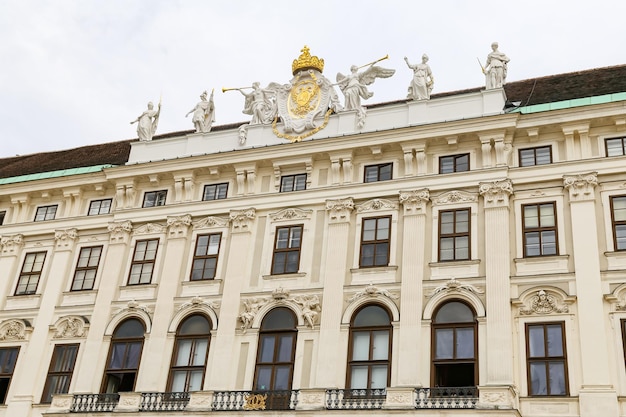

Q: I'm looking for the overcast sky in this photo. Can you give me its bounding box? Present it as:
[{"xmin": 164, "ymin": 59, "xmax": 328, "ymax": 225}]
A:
[{"xmin": 1, "ymin": 0, "xmax": 625, "ymax": 159}]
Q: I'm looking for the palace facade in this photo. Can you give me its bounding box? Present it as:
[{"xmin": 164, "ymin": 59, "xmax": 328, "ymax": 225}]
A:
[{"xmin": 1, "ymin": 63, "xmax": 626, "ymax": 417}]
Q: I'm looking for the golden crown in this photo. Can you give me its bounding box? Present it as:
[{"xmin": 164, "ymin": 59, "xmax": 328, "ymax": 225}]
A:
[{"xmin": 292, "ymin": 45, "xmax": 324, "ymax": 75}]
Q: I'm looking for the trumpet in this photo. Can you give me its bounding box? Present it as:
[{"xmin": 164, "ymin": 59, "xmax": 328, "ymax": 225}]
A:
[
  {"xmin": 357, "ymin": 54, "xmax": 389, "ymax": 69},
  {"xmin": 222, "ymin": 86, "xmax": 253, "ymax": 93}
]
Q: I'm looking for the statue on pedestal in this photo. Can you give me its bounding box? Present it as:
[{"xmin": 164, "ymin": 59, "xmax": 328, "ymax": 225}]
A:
[
  {"xmin": 483, "ymin": 42, "xmax": 510, "ymax": 89},
  {"xmin": 131, "ymin": 100, "xmax": 161, "ymax": 141},
  {"xmin": 404, "ymin": 54, "xmax": 434, "ymax": 100},
  {"xmin": 186, "ymin": 90, "xmax": 215, "ymax": 133}
]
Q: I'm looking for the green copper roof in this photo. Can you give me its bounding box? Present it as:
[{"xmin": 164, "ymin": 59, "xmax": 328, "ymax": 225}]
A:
[
  {"xmin": 512, "ymin": 92, "xmax": 626, "ymax": 114},
  {"xmin": 0, "ymin": 164, "xmax": 114, "ymax": 185}
]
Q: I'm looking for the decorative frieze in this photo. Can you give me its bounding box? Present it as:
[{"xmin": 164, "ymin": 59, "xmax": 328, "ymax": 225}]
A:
[
  {"xmin": 432, "ymin": 190, "xmax": 478, "ymax": 206},
  {"xmin": 430, "ymin": 278, "xmax": 484, "ymax": 297},
  {"xmin": 515, "ymin": 289, "xmax": 573, "ymax": 315},
  {"xmin": 133, "ymin": 222, "xmax": 166, "ymax": 235},
  {"xmin": 269, "ymin": 208, "xmax": 313, "ymax": 222},
  {"xmin": 563, "ymin": 171, "xmax": 597, "ymax": 201},
  {"xmin": 238, "ymin": 291, "xmax": 322, "ymax": 332},
  {"xmin": 399, "ymin": 189, "xmax": 429, "ymax": 215},
  {"xmin": 326, "ymin": 198, "xmax": 354, "ymax": 223},
  {"xmin": 479, "ymin": 179, "xmax": 513, "ymax": 208},
  {"xmin": 193, "ymin": 216, "xmax": 229, "ymax": 229},
  {"xmin": 348, "ymin": 283, "xmax": 399, "ymax": 303},
  {"xmin": 356, "ymin": 198, "xmax": 398, "ymax": 213}
]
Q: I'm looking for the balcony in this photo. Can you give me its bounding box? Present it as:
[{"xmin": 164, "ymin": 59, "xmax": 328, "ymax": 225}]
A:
[
  {"xmin": 212, "ymin": 390, "xmax": 299, "ymax": 411},
  {"xmin": 70, "ymin": 393, "xmax": 119, "ymax": 412},
  {"xmin": 325, "ymin": 389, "xmax": 386, "ymax": 410},
  {"xmin": 140, "ymin": 392, "xmax": 190, "ymax": 411},
  {"xmin": 415, "ymin": 387, "xmax": 478, "ymax": 409}
]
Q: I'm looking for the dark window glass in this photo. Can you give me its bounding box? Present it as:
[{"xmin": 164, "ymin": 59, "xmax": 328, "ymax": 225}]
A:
[
  {"xmin": 611, "ymin": 196, "xmax": 626, "ymax": 251},
  {"xmin": 35, "ymin": 205, "xmax": 58, "ymax": 221},
  {"xmin": 0, "ymin": 211, "xmax": 6, "ymax": 226},
  {"xmin": 364, "ymin": 163, "xmax": 392, "ymax": 183},
  {"xmin": 526, "ymin": 322, "xmax": 568, "ymax": 396},
  {"xmin": 203, "ymin": 183, "xmax": 228, "ymax": 201},
  {"xmin": 432, "ymin": 301, "xmax": 477, "ymax": 389},
  {"xmin": 348, "ymin": 305, "xmax": 391, "ymax": 391},
  {"xmin": 522, "ymin": 203, "xmax": 558, "ymax": 257},
  {"xmin": 280, "ymin": 174, "xmax": 306, "ymax": 192},
  {"xmin": 15, "ymin": 251, "xmax": 46, "ymax": 295},
  {"xmin": 102, "ymin": 319, "xmax": 145, "ymax": 394},
  {"xmin": 190, "ymin": 233, "xmax": 221, "ymax": 280},
  {"xmin": 168, "ymin": 315, "xmax": 211, "ymax": 392},
  {"xmin": 360, "ymin": 217, "xmax": 391, "ymax": 267},
  {"xmin": 128, "ymin": 239, "xmax": 158, "ymax": 285},
  {"xmin": 88, "ymin": 199, "xmax": 112, "ymax": 215},
  {"xmin": 142, "ymin": 190, "xmax": 167, "ymax": 208},
  {"xmin": 41, "ymin": 344, "xmax": 79, "ymax": 403},
  {"xmin": 439, "ymin": 154, "xmax": 469, "ymax": 174},
  {"xmin": 519, "ymin": 146, "xmax": 552, "ymax": 167},
  {"xmin": 71, "ymin": 246, "xmax": 103, "ymax": 291},
  {"xmin": 0, "ymin": 347, "xmax": 19, "ymax": 404},
  {"xmin": 439, "ymin": 209, "xmax": 470, "ymax": 261},
  {"xmin": 606, "ymin": 137, "xmax": 626, "ymax": 157},
  {"xmin": 271, "ymin": 225, "xmax": 302, "ymax": 275}
]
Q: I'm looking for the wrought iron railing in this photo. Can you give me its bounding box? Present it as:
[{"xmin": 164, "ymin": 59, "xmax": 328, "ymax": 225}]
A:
[
  {"xmin": 212, "ymin": 390, "xmax": 299, "ymax": 411},
  {"xmin": 140, "ymin": 392, "xmax": 190, "ymax": 411},
  {"xmin": 70, "ymin": 393, "xmax": 120, "ymax": 412},
  {"xmin": 326, "ymin": 389, "xmax": 386, "ymax": 409},
  {"xmin": 415, "ymin": 387, "xmax": 478, "ymax": 409}
]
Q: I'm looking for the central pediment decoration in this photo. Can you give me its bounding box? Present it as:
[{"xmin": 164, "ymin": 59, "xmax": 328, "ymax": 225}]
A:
[
  {"xmin": 193, "ymin": 216, "xmax": 229, "ymax": 229},
  {"xmin": 53, "ymin": 315, "xmax": 88, "ymax": 339},
  {"xmin": 133, "ymin": 222, "xmax": 166, "ymax": 235},
  {"xmin": 269, "ymin": 208, "xmax": 313, "ymax": 222},
  {"xmin": 356, "ymin": 198, "xmax": 398, "ymax": 213},
  {"xmin": 239, "ymin": 291, "xmax": 323, "ymax": 332},
  {"xmin": 348, "ymin": 283, "xmax": 399, "ymax": 303},
  {"xmin": 515, "ymin": 289, "xmax": 574, "ymax": 315},
  {"xmin": 0, "ymin": 319, "xmax": 30, "ymax": 341},
  {"xmin": 429, "ymin": 278, "xmax": 484, "ymax": 297},
  {"xmin": 433, "ymin": 190, "xmax": 478, "ymax": 206}
]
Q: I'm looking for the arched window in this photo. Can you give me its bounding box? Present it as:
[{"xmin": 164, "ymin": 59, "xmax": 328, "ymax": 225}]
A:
[
  {"xmin": 102, "ymin": 318, "xmax": 145, "ymax": 393},
  {"xmin": 167, "ymin": 314, "xmax": 211, "ymax": 392},
  {"xmin": 431, "ymin": 301, "xmax": 477, "ymax": 389},
  {"xmin": 253, "ymin": 308, "xmax": 297, "ymax": 392},
  {"xmin": 347, "ymin": 305, "xmax": 392, "ymax": 393}
]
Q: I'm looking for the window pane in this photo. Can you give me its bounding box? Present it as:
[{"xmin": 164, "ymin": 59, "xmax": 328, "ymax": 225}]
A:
[
  {"xmin": 371, "ymin": 331, "xmax": 389, "ymax": 360},
  {"xmin": 191, "ymin": 339, "xmax": 208, "ymax": 365},
  {"xmin": 360, "ymin": 244, "xmax": 374, "ymax": 266},
  {"xmin": 188, "ymin": 370, "xmax": 204, "ymax": 391},
  {"xmin": 606, "ymin": 138, "xmax": 625, "ymax": 156},
  {"xmin": 548, "ymin": 361, "xmax": 566, "ymax": 395},
  {"xmin": 175, "ymin": 340, "xmax": 192, "ymax": 366},
  {"xmin": 456, "ymin": 210, "xmax": 469, "ymax": 232},
  {"xmin": 434, "ymin": 302, "xmax": 474, "ymax": 323},
  {"xmin": 364, "ymin": 166, "xmax": 378, "ymax": 182},
  {"xmin": 124, "ymin": 343, "xmax": 142, "ymax": 368},
  {"xmin": 536, "ymin": 147, "xmax": 551, "ymax": 164},
  {"xmin": 255, "ymin": 366, "xmax": 272, "ymax": 390},
  {"xmin": 377, "ymin": 218, "xmax": 390, "ymax": 239},
  {"xmin": 273, "ymin": 366, "xmax": 291, "ymax": 390},
  {"xmin": 171, "ymin": 371, "xmax": 186, "ymax": 392},
  {"xmin": 528, "ymin": 326, "xmax": 545, "ymax": 357},
  {"xmin": 362, "ymin": 219, "xmax": 377, "ymax": 241},
  {"xmin": 374, "ymin": 243, "xmax": 389, "ymax": 266},
  {"xmin": 379, "ymin": 164, "xmax": 392, "ymax": 180},
  {"xmin": 352, "ymin": 332, "xmax": 370, "ymax": 360},
  {"xmin": 370, "ymin": 365, "xmax": 388, "ymax": 389},
  {"xmin": 614, "ymin": 197, "xmax": 626, "ymax": 221},
  {"xmin": 546, "ymin": 325, "xmax": 563, "ymax": 357},
  {"xmin": 350, "ymin": 366, "xmax": 368, "ymax": 389},
  {"xmin": 539, "ymin": 204, "xmax": 555, "ymax": 227},
  {"xmin": 439, "ymin": 237, "xmax": 454, "ymax": 261},
  {"xmin": 616, "ymin": 225, "xmax": 626, "ymax": 250},
  {"xmin": 435, "ymin": 329, "xmax": 454, "ymax": 359},
  {"xmin": 259, "ymin": 336, "xmax": 275, "ymax": 363},
  {"xmin": 455, "ymin": 236, "xmax": 469, "ymax": 259},
  {"xmin": 294, "ymin": 175, "xmax": 306, "ymax": 190},
  {"xmin": 285, "ymin": 251, "xmax": 299, "ymax": 273},
  {"xmin": 456, "ymin": 154, "xmax": 469, "ymax": 171},
  {"xmin": 276, "ymin": 228, "xmax": 289, "ymax": 249},
  {"xmin": 353, "ymin": 306, "xmax": 390, "ymax": 327},
  {"xmin": 541, "ymin": 231, "xmax": 557, "ymax": 255},
  {"xmin": 277, "ymin": 335, "xmax": 294, "ymax": 362},
  {"xmin": 524, "ymin": 206, "xmax": 539, "ymax": 228},
  {"xmin": 208, "ymin": 234, "xmax": 221, "ymax": 254},
  {"xmin": 289, "ymin": 227, "xmax": 302, "ymax": 248},
  {"xmin": 440, "ymin": 212, "xmax": 454, "ymax": 234},
  {"xmin": 456, "ymin": 327, "xmax": 474, "ymax": 358},
  {"xmin": 525, "ymin": 232, "xmax": 540, "ymax": 256},
  {"xmin": 529, "ymin": 362, "xmax": 547, "ymax": 395},
  {"xmin": 440, "ymin": 157, "xmax": 453, "ymax": 173}
]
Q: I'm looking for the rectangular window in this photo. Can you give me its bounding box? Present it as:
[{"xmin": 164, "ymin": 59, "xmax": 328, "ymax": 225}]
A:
[
  {"xmin": 0, "ymin": 347, "xmax": 19, "ymax": 404},
  {"xmin": 190, "ymin": 233, "xmax": 222, "ymax": 280},
  {"xmin": 203, "ymin": 183, "xmax": 228, "ymax": 201},
  {"xmin": 439, "ymin": 209, "xmax": 470, "ymax": 261},
  {"xmin": 606, "ymin": 137, "xmax": 626, "ymax": 157},
  {"xmin": 128, "ymin": 239, "xmax": 159, "ymax": 285},
  {"xmin": 280, "ymin": 174, "xmax": 306, "ymax": 192},
  {"xmin": 15, "ymin": 252, "xmax": 46, "ymax": 295},
  {"xmin": 41, "ymin": 344, "xmax": 79, "ymax": 403},
  {"xmin": 34, "ymin": 205, "xmax": 58, "ymax": 221},
  {"xmin": 439, "ymin": 154, "xmax": 469, "ymax": 174},
  {"xmin": 360, "ymin": 217, "xmax": 391, "ymax": 267},
  {"xmin": 526, "ymin": 322, "xmax": 568, "ymax": 396},
  {"xmin": 364, "ymin": 163, "xmax": 392, "ymax": 183},
  {"xmin": 271, "ymin": 225, "xmax": 303, "ymax": 274},
  {"xmin": 88, "ymin": 199, "xmax": 112, "ymax": 215},
  {"xmin": 71, "ymin": 246, "xmax": 103, "ymax": 291},
  {"xmin": 523, "ymin": 203, "xmax": 558, "ymax": 257},
  {"xmin": 519, "ymin": 146, "xmax": 552, "ymax": 167},
  {"xmin": 0, "ymin": 211, "xmax": 5, "ymax": 225},
  {"xmin": 142, "ymin": 190, "xmax": 167, "ymax": 208},
  {"xmin": 611, "ymin": 196, "xmax": 626, "ymax": 251}
]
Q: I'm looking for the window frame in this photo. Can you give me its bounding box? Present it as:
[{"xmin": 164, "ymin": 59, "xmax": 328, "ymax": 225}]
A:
[
  {"xmin": 127, "ymin": 239, "xmax": 159, "ymax": 285},
  {"xmin": 364, "ymin": 163, "xmax": 392, "ymax": 183},
  {"xmin": 610, "ymin": 195, "xmax": 626, "ymax": 251},
  {"xmin": 190, "ymin": 233, "xmax": 222, "ymax": 281},
  {"xmin": 525, "ymin": 322, "xmax": 569, "ymax": 396},
  {"xmin": 519, "ymin": 146, "xmax": 552, "ymax": 167},
  {"xmin": 101, "ymin": 319, "xmax": 145, "ymax": 394},
  {"xmin": 522, "ymin": 202, "xmax": 559, "ymax": 257},
  {"xmin": 71, "ymin": 246, "xmax": 103, "ymax": 291},
  {"xmin": 88, "ymin": 199, "xmax": 112, "ymax": 215},
  {"xmin": 40, "ymin": 344, "xmax": 79, "ymax": 403},
  {"xmin": 15, "ymin": 251, "xmax": 47, "ymax": 295},
  {"xmin": 359, "ymin": 216, "xmax": 391, "ymax": 268},
  {"xmin": 202, "ymin": 183, "xmax": 229, "ymax": 201},
  {"xmin": 166, "ymin": 315, "xmax": 212, "ymax": 393},
  {"xmin": 34, "ymin": 205, "xmax": 58, "ymax": 221},
  {"xmin": 271, "ymin": 225, "xmax": 303, "ymax": 275},
  {"xmin": 605, "ymin": 137, "xmax": 626, "ymax": 157},
  {"xmin": 279, "ymin": 174, "xmax": 307, "ymax": 192},
  {"xmin": 438, "ymin": 208, "xmax": 471, "ymax": 262},
  {"xmin": 0, "ymin": 347, "xmax": 19, "ymax": 404},
  {"xmin": 142, "ymin": 190, "xmax": 168, "ymax": 208},
  {"xmin": 439, "ymin": 153, "xmax": 470, "ymax": 174}
]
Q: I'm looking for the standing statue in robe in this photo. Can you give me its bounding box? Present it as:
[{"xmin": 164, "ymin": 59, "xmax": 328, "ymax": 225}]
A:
[
  {"xmin": 404, "ymin": 54, "xmax": 434, "ymax": 100},
  {"xmin": 483, "ymin": 42, "xmax": 510, "ymax": 89},
  {"xmin": 186, "ymin": 90, "xmax": 215, "ymax": 133},
  {"xmin": 131, "ymin": 101, "xmax": 161, "ymax": 141}
]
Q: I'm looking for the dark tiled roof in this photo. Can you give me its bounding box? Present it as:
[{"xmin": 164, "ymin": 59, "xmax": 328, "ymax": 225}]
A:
[{"xmin": 2, "ymin": 64, "xmax": 626, "ymax": 180}]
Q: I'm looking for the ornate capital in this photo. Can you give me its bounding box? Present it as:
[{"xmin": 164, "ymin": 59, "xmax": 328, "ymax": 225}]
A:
[
  {"xmin": 230, "ymin": 208, "xmax": 256, "ymax": 232},
  {"xmin": 167, "ymin": 214, "xmax": 192, "ymax": 239},
  {"xmin": 563, "ymin": 172, "xmax": 597, "ymax": 201},
  {"xmin": 108, "ymin": 220, "xmax": 133, "ymax": 244},
  {"xmin": 326, "ymin": 198, "xmax": 354, "ymax": 223},
  {"xmin": 54, "ymin": 228, "xmax": 78, "ymax": 250},
  {"xmin": 0, "ymin": 234, "xmax": 24, "ymax": 255},
  {"xmin": 356, "ymin": 198, "xmax": 398, "ymax": 213},
  {"xmin": 479, "ymin": 179, "xmax": 513, "ymax": 208},
  {"xmin": 399, "ymin": 189, "xmax": 430, "ymax": 215}
]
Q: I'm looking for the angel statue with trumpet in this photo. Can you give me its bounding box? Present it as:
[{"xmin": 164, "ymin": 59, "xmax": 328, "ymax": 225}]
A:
[
  {"xmin": 223, "ymin": 82, "xmax": 282, "ymax": 125},
  {"xmin": 336, "ymin": 55, "xmax": 395, "ymax": 127}
]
